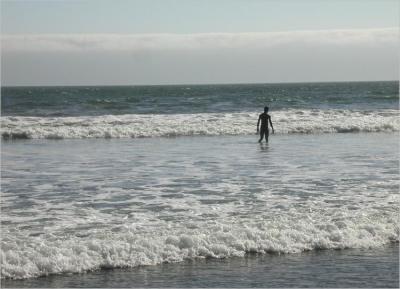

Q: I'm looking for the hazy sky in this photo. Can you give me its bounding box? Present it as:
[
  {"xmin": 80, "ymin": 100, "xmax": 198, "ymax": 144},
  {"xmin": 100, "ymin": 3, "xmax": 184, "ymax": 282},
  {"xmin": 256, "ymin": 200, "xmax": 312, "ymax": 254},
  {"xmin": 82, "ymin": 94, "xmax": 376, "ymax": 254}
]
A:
[{"xmin": 1, "ymin": 0, "xmax": 399, "ymax": 86}]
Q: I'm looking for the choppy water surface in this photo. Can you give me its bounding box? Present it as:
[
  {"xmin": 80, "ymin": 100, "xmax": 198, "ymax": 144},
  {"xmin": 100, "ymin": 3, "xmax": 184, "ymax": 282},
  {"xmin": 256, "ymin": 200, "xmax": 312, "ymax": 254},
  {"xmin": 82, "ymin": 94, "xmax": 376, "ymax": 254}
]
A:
[
  {"xmin": 1, "ymin": 81, "xmax": 399, "ymax": 140},
  {"xmin": 2, "ymin": 81, "xmax": 398, "ymax": 117},
  {"xmin": 1, "ymin": 133, "xmax": 398, "ymax": 281}
]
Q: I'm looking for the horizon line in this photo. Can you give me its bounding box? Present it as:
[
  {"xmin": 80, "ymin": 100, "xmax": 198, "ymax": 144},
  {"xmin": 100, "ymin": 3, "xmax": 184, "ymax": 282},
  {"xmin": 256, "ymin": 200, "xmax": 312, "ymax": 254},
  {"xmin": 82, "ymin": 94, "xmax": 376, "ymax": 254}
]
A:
[{"xmin": 1, "ymin": 79, "xmax": 398, "ymax": 88}]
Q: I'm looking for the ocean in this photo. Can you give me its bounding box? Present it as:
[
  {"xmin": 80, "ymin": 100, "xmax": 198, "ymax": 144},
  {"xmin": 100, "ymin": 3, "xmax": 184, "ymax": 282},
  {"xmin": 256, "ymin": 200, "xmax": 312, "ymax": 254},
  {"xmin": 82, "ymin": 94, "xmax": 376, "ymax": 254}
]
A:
[{"xmin": 1, "ymin": 81, "xmax": 399, "ymax": 287}]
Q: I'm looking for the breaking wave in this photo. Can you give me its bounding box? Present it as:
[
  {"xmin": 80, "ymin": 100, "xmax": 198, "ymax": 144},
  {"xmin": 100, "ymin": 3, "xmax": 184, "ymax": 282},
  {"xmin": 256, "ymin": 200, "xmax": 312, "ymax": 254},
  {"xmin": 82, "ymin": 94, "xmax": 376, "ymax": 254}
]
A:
[
  {"xmin": 1, "ymin": 109, "xmax": 399, "ymax": 140},
  {"xmin": 1, "ymin": 210, "xmax": 398, "ymax": 279}
]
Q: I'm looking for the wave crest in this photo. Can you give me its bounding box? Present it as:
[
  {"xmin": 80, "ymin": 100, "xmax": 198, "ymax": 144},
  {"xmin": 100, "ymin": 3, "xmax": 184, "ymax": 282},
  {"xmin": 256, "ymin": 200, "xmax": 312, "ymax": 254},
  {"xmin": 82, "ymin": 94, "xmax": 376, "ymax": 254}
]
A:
[
  {"xmin": 1, "ymin": 210, "xmax": 398, "ymax": 279},
  {"xmin": 1, "ymin": 109, "xmax": 398, "ymax": 140}
]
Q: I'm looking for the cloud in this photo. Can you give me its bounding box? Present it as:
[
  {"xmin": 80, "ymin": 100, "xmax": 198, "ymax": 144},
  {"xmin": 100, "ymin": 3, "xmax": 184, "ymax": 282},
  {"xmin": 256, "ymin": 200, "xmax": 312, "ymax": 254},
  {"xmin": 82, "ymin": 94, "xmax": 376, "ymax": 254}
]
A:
[
  {"xmin": 1, "ymin": 28, "xmax": 398, "ymax": 85},
  {"xmin": 2, "ymin": 28, "xmax": 398, "ymax": 52}
]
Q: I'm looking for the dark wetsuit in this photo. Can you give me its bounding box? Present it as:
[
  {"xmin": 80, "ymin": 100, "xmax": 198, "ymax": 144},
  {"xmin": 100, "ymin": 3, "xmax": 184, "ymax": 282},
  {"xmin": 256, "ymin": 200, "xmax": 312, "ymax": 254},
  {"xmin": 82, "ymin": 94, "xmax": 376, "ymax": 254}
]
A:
[{"xmin": 258, "ymin": 113, "xmax": 272, "ymax": 142}]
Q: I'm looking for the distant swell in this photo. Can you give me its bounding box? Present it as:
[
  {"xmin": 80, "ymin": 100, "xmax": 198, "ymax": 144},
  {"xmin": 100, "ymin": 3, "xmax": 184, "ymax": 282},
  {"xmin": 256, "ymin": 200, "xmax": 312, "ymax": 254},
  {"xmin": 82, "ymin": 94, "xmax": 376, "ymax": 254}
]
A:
[{"xmin": 1, "ymin": 109, "xmax": 399, "ymax": 140}]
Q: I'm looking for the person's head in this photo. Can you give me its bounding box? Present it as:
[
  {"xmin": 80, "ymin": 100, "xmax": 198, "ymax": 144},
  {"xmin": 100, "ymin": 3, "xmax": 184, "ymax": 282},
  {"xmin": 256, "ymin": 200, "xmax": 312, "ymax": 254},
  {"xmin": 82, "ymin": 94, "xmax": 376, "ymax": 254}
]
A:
[{"xmin": 264, "ymin": 106, "xmax": 269, "ymax": 113}]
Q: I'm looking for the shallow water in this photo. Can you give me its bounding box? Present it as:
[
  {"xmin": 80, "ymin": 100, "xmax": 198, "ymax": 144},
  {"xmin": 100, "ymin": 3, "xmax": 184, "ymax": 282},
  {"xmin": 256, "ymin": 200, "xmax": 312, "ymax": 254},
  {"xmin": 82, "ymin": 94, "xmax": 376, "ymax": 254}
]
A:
[
  {"xmin": 2, "ymin": 109, "xmax": 399, "ymax": 139},
  {"xmin": 3, "ymin": 244, "xmax": 398, "ymax": 288},
  {"xmin": 1, "ymin": 133, "xmax": 398, "ymax": 283}
]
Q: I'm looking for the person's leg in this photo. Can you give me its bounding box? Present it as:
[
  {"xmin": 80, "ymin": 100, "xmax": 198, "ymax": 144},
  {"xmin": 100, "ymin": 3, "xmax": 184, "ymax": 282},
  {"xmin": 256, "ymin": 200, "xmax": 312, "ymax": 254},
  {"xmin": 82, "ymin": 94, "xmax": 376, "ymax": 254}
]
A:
[
  {"xmin": 265, "ymin": 129, "xmax": 269, "ymax": 143},
  {"xmin": 258, "ymin": 129, "xmax": 264, "ymax": 143}
]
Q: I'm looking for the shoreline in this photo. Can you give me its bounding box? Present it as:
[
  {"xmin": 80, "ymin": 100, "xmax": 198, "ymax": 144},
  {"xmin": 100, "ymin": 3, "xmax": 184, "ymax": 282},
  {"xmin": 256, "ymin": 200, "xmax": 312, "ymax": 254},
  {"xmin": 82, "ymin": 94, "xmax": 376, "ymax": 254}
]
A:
[{"xmin": 2, "ymin": 243, "xmax": 398, "ymax": 288}]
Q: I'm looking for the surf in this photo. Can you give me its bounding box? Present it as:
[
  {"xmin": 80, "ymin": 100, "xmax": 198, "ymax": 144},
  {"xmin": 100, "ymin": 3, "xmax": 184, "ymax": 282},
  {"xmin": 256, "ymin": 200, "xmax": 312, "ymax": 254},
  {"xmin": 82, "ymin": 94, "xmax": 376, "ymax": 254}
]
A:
[{"xmin": 2, "ymin": 109, "xmax": 399, "ymax": 140}]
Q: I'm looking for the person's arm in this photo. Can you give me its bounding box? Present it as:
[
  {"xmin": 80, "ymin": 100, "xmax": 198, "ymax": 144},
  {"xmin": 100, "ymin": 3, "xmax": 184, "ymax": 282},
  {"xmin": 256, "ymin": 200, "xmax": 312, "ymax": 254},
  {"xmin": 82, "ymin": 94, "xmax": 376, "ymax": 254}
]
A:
[
  {"xmin": 257, "ymin": 115, "xmax": 261, "ymax": 132},
  {"xmin": 269, "ymin": 116, "xmax": 274, "ymax": 134}
]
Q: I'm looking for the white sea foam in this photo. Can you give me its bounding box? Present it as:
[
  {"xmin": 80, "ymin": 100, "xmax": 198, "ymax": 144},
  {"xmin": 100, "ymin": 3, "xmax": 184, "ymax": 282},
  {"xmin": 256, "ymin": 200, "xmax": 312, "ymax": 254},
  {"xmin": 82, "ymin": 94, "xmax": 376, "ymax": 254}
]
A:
[
  {"xmin": 1, "ymin": 210, "xmax": 398, "ymax": 279},
  {"xmin": 1, "ymin": 131, "xmax": 398, "ymax": 279},
  {"xmin": 1, "ymin": 109, "xmax": 399, "ymax": 140}
]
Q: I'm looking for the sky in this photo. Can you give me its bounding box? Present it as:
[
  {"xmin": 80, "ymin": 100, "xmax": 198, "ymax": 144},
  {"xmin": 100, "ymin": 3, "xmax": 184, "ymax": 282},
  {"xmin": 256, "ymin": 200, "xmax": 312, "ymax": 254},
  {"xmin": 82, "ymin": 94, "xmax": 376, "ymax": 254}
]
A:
[{"xmin": 1, "ymin": 0, "xmax": 399, "ymax": 86}]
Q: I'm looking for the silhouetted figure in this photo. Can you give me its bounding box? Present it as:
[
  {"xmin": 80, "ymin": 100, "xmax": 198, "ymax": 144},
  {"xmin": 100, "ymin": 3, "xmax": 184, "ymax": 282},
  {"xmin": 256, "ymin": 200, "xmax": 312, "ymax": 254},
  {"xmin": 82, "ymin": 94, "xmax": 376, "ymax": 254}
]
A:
[{"xmin": 257, "ymin": 106, "xmax": 274, "ymax": 143}]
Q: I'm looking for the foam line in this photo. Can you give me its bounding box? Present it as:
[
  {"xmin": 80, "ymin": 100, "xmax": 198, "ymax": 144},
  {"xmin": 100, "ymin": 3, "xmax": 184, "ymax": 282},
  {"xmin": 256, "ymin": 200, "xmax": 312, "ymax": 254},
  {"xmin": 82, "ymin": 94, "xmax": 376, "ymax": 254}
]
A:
[{"xmin": 2, "ymin": 109, "xmax": 399, "ymax": 140}]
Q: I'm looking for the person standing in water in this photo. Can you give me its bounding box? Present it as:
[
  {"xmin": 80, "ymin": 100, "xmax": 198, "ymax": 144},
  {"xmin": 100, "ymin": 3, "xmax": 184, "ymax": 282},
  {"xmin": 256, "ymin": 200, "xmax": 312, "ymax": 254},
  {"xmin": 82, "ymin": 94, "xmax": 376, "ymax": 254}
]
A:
[{"xmin": 257, "ymin": 106, "xmax": 274, "ymax": 143}]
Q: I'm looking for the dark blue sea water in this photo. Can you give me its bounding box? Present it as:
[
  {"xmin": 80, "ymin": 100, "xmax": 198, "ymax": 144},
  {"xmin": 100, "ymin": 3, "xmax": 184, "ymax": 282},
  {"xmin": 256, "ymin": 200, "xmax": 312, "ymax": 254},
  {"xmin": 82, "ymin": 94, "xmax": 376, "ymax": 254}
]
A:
[{"xmin": 2, "ymin": 81, "xmax": 398, "ymax": 117}]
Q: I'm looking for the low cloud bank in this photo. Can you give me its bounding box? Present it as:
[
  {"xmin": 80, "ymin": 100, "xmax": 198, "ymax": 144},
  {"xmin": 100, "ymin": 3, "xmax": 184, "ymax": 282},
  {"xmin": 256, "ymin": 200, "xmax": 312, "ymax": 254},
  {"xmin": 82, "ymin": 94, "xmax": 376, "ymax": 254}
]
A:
[
  {"xmin": 2, "ymin": 28, "xmax": 398, "ymax": 52},
  {"xmin": 1, "ymin": 28, "xmax": 398, "ymax": 85}
]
